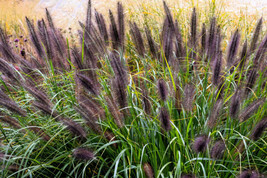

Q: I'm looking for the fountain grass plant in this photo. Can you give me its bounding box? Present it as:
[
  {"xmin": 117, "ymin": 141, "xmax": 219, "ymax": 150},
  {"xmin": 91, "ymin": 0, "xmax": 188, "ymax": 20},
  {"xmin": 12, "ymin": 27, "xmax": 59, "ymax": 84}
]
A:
[{"xmin": 0, "ymin": 0, "xmax": 266, "ymax": 177}]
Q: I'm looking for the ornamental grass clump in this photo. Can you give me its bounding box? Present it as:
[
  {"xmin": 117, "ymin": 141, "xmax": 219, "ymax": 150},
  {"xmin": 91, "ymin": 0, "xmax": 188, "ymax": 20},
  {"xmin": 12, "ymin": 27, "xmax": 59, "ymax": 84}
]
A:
[{"xmin": 0, "ymin": 0, "xmax": 266, "ymax": 177}]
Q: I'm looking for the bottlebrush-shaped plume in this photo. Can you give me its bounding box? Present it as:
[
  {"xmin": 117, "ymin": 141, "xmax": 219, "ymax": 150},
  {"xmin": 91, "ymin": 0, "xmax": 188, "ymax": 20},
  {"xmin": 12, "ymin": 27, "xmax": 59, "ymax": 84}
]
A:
[
  {"xmin": 109, "ymin": 52, "xmax": 128, "ymax": 85},
  {"xmin": 229, "ymin": 88, "xmax": 242, "ymax": 118},
  {"xmin": 239, "ymin": 98, "xmax": 266, "ymax": 122},
  {"xmin": 142, "ymin": 89, "xmax": 152, "ymax": 115},
  {"xmin": 253, "ymin": 33, "xmax": 267, "ymax": 66},
  {"xmin": 0, "ymin": 112, "xmax": 21, "ymax": 129},
  {"xmin": 210, "ymin": 140, "xmax": 226, "ymax": 159},
  {"xmin": 143, "ymin": 163, "xmax": 154, "ymax": 178},
  {"xmin": 117, "ymin": 2, "xmax": 125, "ymax": 50},
  {"xmin": 227, "ymin": 29, "xmax": 240, "ymax": 70},
  {"xmin": 207, "ymin": 17, "xmax": 216, "ymax": 60},
  {"xmin": 105, "ymin": 96, "xmax": 124, "ymax": 128},
  {"xmin": 207, "ymin": 99, "xmax": 223, "ymax": 128},
  {"xmin": 190, "ymin": 7, "xmax": 197, "ymax": 48},
  {"xmin": 85, "ymin": 0, "xmax": 92, "ymax": 30},
  {"xmin": 192, "ymin": 135, "xmax": 210, "ymax": 153},
  {"xmin": 162, "ymin": 17, "xmax": 174, "ymax": 63},
  {"xmin": 174, "ymin": 20, "xmax": 184, "ymax": 60},
  {"xmin": 0, "ymin": 58, "xmax": 19, "ymax": 82},
  {"xmin": 201, "ymin": 23, "xmax": 206, "ymax": 55},
  {"xmin": 109, "ymin": 10, "xmax": 120, "ymax": 50},
  {"xmin": 76, "ymin": 73, "xmax": 99, "ymax": 96},
  {"xmin": 32, "ymin": 100, "xmax": 59, "ymax": 118},
  {"xmin": 157, "ymin": 78, "xmax": 168, "ymax": 102},
  {"xmin": 0, "ymin": 26, "xmax": 19, "ymax": 63},
  {"xmin": 182, "ymin": 83, "xmax": 195, "ymax": 111},
  {"xmin": 0, "ymin": 89, "xmax": 26, "ymax": 117},
  {"xmin": 245, "ymin": 68, "xmax": 258, "ymax": 96},
  {"xmin": 111, "ymin": 76, "xmax": 128, "ymax": 110},
  {"xmin": 214, "ymin": 25, "xmax": 221, "ymax": 58},
  {"xmin": 25, "ymin": 17, "xmax": 44, "ymax": 58},
  {"xmin": 129, "ymin": 21, "xmax": 145, "ymax": 57},
  {"xmin": 60, "ymin": 118, "xmax": 87, "ymax": 139},
  {"xmin": 212, "ymin": 51, "xmax": 222, "ymax": 86},
  {"xmin": 239, "ymin": 40, "xmax": 248, "ymax": 70},
  {"xmin": 37, "ymin": 19, "xmax": 53, "ymax": 60},
  {"xmin": 95, "ymin": 10, "xmax": 109, "ymax": 45},
  {"xmin": 249, "ymin": 17, "xmax": 263, "ymax": 55},
  {"xmin": 250, "ymin": 117, "xmax": 267, "ymax": 141},
  {"xmin": 145, "ymin": 26, "xmax": 159, "ymax": 59},
  {"xmin": 73, "ymin": 148, "xmax": 95, "ymax": 161},
  {"xmin": 159, "ymin": 107, "xmax": 171, "ymax": 132}
]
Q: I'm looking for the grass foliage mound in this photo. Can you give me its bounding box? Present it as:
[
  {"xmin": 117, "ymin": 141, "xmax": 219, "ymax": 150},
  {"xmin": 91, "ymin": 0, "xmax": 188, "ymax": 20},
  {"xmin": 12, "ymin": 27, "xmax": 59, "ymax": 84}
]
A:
[{"xmin": 0, "ymin": 0, "xmax": 266, "ymax": 177}]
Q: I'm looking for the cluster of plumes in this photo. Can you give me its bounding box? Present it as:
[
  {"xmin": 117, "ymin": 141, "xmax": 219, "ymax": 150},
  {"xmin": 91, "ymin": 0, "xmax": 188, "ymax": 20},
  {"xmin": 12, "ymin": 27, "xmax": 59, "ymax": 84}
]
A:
[{"xmin": 0, "ymin": 0, "xmax": 266, "ymax": 176}]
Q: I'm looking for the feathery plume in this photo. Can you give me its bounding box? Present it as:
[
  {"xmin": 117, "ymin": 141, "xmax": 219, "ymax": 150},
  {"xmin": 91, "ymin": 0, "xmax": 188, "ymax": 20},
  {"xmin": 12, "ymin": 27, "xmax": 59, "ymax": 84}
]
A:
[
  {"xmin": 174, "ymin": 20, "xmax": 184, "ymax": 60},
  {"xmin": 227, "ymin": 29, "xmax": 240, "ymax": 69},
  {"xmin": 0, "ymin": 26, "xmax": 18, "ymax": 63},
  {"xmin": 245, "ymin": 68, "xmax": 258, "ymax": 96},
  {"xmin": 145, "ymin": 26, "xmax": 158, "ymax": 59},
  {"xmin": 162, "ymin": 17, "xmax": 174, "ymax": 63},
  {"xmin": 143, "ymin": 163, "xmax": 154, "ymax": 178},
  {"xmin": 73, "ymin": 148, "xmax": 95, "ymax": 161},
  {"xmin": 86, "ymin": 0, "xmax": 92, "ymax": 30},
  {"xmin": 23, "ymin": 84, "xmax": 52, "ymax": 106},
  {"xmin": 109, "ymin": 52, "xmax": 127, "ymax": 84},
  {"xmin": 109, "ymin": 10, "xmax": 120, "ymax": 50},
  {"xmin": 229, "ymin": 88, "xmax": 242, "ymax": 118},
  {"xmin": 60, "ymin": 118, "xmax": 87, "ymax": 139},
  {"xmin": 207, "ymin": 99, "xmax": 223, "ymax": 128},
  {"xmin": 129, "ymin": 22, "xmax": 145, "ymax": 57},
  {"xmin": 249, "ymin": 17, "xmax": 263, "ymax": 55},
  {"xmin": 105, "ymin": 96, "xmax": 124, "ymax": 128},
  {"xmin": 45, "ymin": 8, "xmax": 55, "ymax": 31},
  {"xmin": 71, "ymin": 46, "xmax": 84, "ymax": 70},
  {"xmin": 163, "ymin": 1, "xmax": 174, "ymax": 30},
  {"xmin": 190, "ymin": 7, "xmax": 197, "ymax": 47},
  {"xmin": 157, "ymin": 79, "xmax": 168, "ymax": 102},
  {"xmin": 76, "ymin": 73, "xmax": 99, "ymax": 95},
  {"xmin": 250, "ymin": 117, "xmax": 267, "ymax": 141},
  {"xmin": 182, "ymin": 83, "xmax": 195, "ymax": 111},
  {"xmin": 142, "ymin": 89, "xmax": 152, "ymax": 115},
  {"xmin": 117, "ymin": 2, "xmax": 124, "ymax": 50},
  {"xmin": 214, "ymin": 25, "xmax": 222, "ymax": 58},
  {"xmin": 0, "ymin": 113, "xmax": 21, "ymax": 129},
  {"xmin": 210, "ymin": 140, "xmax": 226, "ymax": 159},
  {"xmin": 0, "ymin": 58, "xmax": 19, "ymax": 82},
  {"xmin": 201, "ymin": 23, "xmax": 206, "ymax": 55},
  {"xmin": 159, "ymin": 107, "xmax": 171, "ymax": 132},
  {"xmin": 239, "ymin": 98, "xmax": 265, "ymax": 122},
  {"xmin": 25, "ymin": 17, "xmax": 44, "ymax": 58},
  {"xmin": 212, "ymin": 51, "xmax": 222, "ymax": 86},
  {"xmin": 239, "ymin": 40, "xmax": 248, "ymax": 70},
  {"xmin": 111, "ymin": 77, "xmax": 128, "ymax": 110},
  {"xmin": 37, "ymin": 19, "xmax": 53, "ymax": 60},
  {"xmin": 253, "ymin": 33, "xmax": 267, "ymax": 66},
  {"xmin": 192, "ymin": 135, "xmax": 210, "ymax": 153},
  {"xmin": 207, "ymin": 17, "xmax": 216, "ymax": 60},
  {"xmin": 32, "ymin": 100, "xmax": 58, "ymax": 118},
  {"xmin": 95, "ymin": 10, "xmax": 109, "ymax": 45},
  {"xmin": 0, "ymin": 99, "xmax": 27, "ymax": 117}
]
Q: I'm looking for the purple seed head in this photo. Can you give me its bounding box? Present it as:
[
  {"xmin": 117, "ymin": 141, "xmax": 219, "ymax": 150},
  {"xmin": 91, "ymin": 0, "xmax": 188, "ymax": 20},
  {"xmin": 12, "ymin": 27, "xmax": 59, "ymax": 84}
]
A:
[
  {"xmin": 73, "ymin": 148, "xmax": 95, "ymax": 161},
  {"xmin": 192, "ymin": 135, "xmax": 210, "ymax": 153}
]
